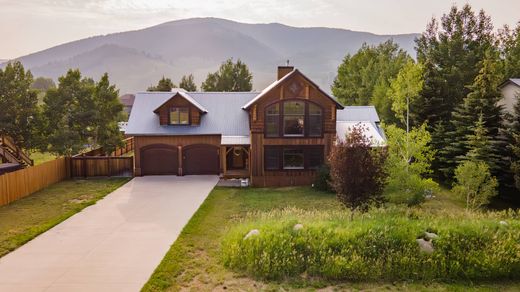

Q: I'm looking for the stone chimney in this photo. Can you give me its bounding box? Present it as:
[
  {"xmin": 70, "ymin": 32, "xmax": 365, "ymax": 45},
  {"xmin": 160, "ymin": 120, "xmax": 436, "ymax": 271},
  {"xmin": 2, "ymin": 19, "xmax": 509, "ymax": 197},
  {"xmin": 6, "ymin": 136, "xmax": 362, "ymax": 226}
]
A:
[{"xmin": 277, "ymin": 64, "xmax": 294, "ymax": 80}]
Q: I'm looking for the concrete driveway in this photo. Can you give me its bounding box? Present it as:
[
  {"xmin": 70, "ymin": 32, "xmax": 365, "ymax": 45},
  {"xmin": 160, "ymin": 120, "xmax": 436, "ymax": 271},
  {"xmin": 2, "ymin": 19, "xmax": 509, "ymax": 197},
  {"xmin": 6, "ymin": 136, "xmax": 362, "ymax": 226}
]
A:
[{"xmin": 0, "ymin": 175, "xmax": 219, "ymax": 292}]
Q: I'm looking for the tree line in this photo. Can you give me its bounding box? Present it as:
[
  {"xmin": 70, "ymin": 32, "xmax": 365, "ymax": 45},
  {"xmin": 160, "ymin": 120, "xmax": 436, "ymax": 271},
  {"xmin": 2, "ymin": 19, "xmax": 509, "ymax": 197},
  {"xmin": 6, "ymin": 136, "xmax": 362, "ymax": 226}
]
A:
[
  {"xmin": 147, "ymin": 58, "xmax": 253, "ymax": 92},
  {"xmin": 331, "ymin": 4, "xmax": 520, "ymax": 198},
  {"xmin": 0, "ymin": 63, "xmax": 124, "ymax": 156}
]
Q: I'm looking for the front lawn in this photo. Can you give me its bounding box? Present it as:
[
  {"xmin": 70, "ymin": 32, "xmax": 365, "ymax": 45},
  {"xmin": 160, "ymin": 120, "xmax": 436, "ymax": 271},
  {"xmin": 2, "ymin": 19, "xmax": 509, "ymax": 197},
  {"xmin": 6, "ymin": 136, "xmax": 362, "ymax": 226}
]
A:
[
  {"xmin": 0, "ymin": 178, "xmax": 129, "ymax": 257},
  {"xmin": 143, "ymin": 186, "xmax": 520, "ymax": 291}
]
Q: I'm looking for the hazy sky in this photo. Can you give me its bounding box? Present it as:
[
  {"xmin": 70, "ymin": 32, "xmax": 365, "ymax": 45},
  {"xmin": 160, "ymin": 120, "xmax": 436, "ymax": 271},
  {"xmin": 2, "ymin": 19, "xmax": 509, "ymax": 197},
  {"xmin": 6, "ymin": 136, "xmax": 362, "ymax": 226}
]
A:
[{"xmin": 1, "ymin": 0, "xmax": 519, "ymax": 59}]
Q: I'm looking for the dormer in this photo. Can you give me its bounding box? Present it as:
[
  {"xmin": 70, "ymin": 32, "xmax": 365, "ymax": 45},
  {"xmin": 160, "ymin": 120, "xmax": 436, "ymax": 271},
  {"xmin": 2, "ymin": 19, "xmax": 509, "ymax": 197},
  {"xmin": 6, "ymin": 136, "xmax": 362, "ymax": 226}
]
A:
[{"xmin": 153, "ymin": 91, "xmax": 208, "ymax": 126}]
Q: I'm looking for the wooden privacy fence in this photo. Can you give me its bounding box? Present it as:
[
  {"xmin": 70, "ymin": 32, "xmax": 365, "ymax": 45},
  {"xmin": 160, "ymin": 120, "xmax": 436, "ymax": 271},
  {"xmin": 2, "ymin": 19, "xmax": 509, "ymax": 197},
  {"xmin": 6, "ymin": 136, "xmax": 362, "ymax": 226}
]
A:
[
  {"xmin": 70, "ymin": 156, "xmax": 133, "ymax": 178},
  {"xmin": 77, "ymin": 137, "xmax": 134, "ymax": 157},
  {"xmin": 0, "ymin": 158, "xmax": 67, "ymax": 206}
]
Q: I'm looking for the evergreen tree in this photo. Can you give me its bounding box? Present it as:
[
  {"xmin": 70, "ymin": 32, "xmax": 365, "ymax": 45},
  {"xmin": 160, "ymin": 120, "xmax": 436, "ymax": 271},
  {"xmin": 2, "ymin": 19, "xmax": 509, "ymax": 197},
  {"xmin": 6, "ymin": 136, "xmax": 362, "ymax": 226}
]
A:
[
  {"xmin": 332, "ymin": 40, "xmax": 411, "ymax": 123},
  {"xmin": 445, "ymin": 53, "xmax": 504, "ymax": 179},
  {"xmin": 0, "ymin": 61, "xmax": 39, "ymax": 149},
  {"xmin": 93, "ymin": 73, "xmax": 124, "ymax": 155},
  {"xmin": 507, "ymin": 93, "xmax": 520, "ymax": 191},
  {"xmin": 42, "ymin": 69, "xmax": 95, "ymax": 156},
  {"xmin": 201, "ymin": 58, "xmax": 252, "ymax": 92},
  {"xmin": 463, "ymin": 114, "xmax": 499, "ymax": 169},
  {"xmin": 499, "ymin": 22, "xmax": 520, "ymax": 78},
  {"xmin": 147, "ymin": 77, "xmax": 175, "ymax": 91},
  {"xmin": 179, "ymin": 74, "xmax": 197, "ymax": 91},
  {"xmin": 415, "ymin": 4, "xmax": 494, "ymax": 127},
  {"xmin": 31, "ymin": 77, "xmax": 56, "ymax": 92}
]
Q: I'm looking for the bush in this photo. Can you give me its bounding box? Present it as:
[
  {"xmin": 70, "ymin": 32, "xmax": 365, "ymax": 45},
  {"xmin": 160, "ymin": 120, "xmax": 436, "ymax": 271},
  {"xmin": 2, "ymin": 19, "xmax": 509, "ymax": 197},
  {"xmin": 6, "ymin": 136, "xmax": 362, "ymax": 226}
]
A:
[
  {"xmin": 313, "ymin": 164, "xmax": 333, "ymax": 192},
  {"xmin": 222, "ymin": 208, "xmax": 520, "ymax": 281},
  {"xmin": 385, "ymin": 169, "xmax": 438, "ymax": 206},
  {"xmin": 453, "ymin": 160, "xmax": 498, "ymax": 210}
]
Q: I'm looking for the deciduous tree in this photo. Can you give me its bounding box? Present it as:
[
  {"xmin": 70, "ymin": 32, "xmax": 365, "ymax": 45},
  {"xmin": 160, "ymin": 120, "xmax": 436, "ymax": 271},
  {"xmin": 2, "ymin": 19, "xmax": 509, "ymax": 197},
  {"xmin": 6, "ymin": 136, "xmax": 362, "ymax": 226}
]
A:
[
  {"xmin": 201, "ymin": 58, "xmax": 252, "ymax": 92},
  {"xmin": 0, "ymin": 61, "xmax": 39, "ymax": 149},
  {"xmin": 329, "ymin": 125, "xmax": 388, "ymax": 213},
  {"xmin": 179, "ymin": 74, "xmax": 197, "ymax": 91}
]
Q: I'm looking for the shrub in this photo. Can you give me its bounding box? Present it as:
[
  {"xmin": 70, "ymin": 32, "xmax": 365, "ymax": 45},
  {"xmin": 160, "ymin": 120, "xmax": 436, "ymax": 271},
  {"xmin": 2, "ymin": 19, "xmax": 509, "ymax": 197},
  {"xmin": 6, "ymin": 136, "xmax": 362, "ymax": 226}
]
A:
[
  {"xmin": 221, "ymin": 208, "xmax": 520, "ymax": 281},
  {"xmin": 313, "ymin": 164, "xmax": 333, "ymax": 192},
  {"xmin": 384, "ymin": 124, "xmax": 438, "ymax": 205},
  {"xmin": 453, "ymin": 160, "xmax": 498, "ymax": 210},
  {"xmin": 329, "ymin": 124, "xmax": 388, "ymax": 212}
]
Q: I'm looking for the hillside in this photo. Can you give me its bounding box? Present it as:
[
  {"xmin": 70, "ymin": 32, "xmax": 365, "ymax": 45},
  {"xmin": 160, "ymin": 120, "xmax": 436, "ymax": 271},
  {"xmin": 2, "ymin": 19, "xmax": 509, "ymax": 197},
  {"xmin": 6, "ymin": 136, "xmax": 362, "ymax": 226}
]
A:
[{"xmin": 1, "ymin": 18, "xmax": 418, "ymax": 93}]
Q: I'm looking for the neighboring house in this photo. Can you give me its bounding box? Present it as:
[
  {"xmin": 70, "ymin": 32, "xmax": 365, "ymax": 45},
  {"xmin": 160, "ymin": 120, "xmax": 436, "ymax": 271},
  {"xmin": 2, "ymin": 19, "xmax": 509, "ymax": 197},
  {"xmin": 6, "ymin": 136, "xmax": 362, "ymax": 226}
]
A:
[
  {"xmin": 126, "ymin": 66, "xmax": 385, "ymax": 186},
  {"xmin": 119, "ymin": 94, "xmax": 136, "ymax": 116},
  {"xmin": 499, "ymin": 78, "xmax": 520, "ymax": 114}
]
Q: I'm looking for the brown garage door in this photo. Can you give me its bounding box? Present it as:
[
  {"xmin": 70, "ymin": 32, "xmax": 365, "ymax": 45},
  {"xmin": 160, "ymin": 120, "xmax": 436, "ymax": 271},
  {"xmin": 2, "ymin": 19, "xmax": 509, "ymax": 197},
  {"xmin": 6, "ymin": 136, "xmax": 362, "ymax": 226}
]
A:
[
  {"xmin": 183, "ymin": 144, "xmax": 219, "ymax": 175},
  {"xmin": 141, "ymin": 144, "xmax": 178, "ymax": 175}
]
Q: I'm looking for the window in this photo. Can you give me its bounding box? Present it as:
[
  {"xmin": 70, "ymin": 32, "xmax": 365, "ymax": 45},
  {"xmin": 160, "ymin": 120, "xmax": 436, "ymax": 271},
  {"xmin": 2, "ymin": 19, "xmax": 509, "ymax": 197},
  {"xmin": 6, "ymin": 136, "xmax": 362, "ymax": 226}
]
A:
[
  {"xmin": 283, "ymin": 149, "xmax": 304, "ymax": 169},
  {"xmin": 283, "ymin": 101, "xmax": 305, "ymax": 136},
  {"xmin": 264, "ymin": 100, "xmax": 323, "ymax": 137},
  {"xmin": 264, "ymin": 147, "xmax": 280, "ymax": 170},
  {"xmin": 308, "ymin": 103, "xmax": 322, "ymax": 137},
  {"xmin": 170, "ymin": 107, "xmax": 189, "ymax": 125},
  {"xmin": 264, "ymin": 146, "xmax": 324, "ymax": 171},
  {"xmin": 265, "ymin": 104, "xmax": 280, "ymax": 137},
  {"xmin": 307, "ymin": 147, "xmax": 323, "ymax": 169}
]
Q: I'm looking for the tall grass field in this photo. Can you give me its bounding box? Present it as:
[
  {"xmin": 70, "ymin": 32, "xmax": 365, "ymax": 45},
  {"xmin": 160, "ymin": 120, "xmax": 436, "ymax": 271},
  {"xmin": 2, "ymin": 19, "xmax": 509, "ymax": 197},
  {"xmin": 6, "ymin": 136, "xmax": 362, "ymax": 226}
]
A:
[{"xmin": 222, "ymin": 207, "xmax": 520, "ymax": 281}]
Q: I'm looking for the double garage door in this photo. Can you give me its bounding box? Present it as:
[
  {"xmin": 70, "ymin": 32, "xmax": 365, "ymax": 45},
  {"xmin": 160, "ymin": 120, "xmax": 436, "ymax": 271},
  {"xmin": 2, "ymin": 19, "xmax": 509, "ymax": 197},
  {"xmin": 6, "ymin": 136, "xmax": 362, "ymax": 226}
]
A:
[{"xmin": 141, "ymin": 144, "xmax": 219, "ymax": 175}]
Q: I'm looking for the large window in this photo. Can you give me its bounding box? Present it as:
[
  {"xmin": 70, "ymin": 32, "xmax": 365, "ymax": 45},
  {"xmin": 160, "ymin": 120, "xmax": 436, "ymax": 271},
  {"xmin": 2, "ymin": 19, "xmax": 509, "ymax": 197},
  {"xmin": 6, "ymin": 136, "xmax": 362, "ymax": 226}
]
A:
[
  {"xmin": 265, "ymin": 104, "xmax": 280, "ymax": 137},
  {"xmin": 283, "ymin": 101, "xmax": 305, "ymax": 136},
  {"xmin": 170, "ymin": 107, "xmax": 189, "ymax": 125},
  {"xmin": 264, "ymin": 100, "xmax": 322, "ymax": 137},
  {"xmin": 264, "ymin": 146, "xmax": 323, "ymax": 170}
]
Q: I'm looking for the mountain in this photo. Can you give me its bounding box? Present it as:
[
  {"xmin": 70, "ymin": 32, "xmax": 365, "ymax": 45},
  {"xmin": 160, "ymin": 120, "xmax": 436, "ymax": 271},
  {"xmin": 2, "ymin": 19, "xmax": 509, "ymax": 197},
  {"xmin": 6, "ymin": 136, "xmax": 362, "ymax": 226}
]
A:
[{"xmin": 1, "ymin": 18, "xmax": 419, "ymax": 94}]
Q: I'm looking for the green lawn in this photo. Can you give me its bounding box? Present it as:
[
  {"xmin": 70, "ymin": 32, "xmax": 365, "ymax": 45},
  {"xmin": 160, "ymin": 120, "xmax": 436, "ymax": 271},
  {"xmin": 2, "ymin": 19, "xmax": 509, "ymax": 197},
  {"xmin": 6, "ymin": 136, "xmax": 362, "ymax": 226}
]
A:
[
  {"xmin": 0, "ymin": 178, "xmax": 130, "ymax": 257},
  {"xmin": 143, "ymin": 186, "xmax": 520, "ymax": 291},
  {"xmin": 30, "ymin": 151, "xmax": 57, "ymax": 165}
]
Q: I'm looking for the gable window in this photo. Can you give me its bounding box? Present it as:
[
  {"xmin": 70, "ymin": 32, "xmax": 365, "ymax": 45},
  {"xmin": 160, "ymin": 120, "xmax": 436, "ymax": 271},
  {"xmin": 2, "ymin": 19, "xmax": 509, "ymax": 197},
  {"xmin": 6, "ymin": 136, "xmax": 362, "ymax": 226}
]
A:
[
  {"xmin": 169, "ymin": 107, "xmax": 189, "ymax": 125},
  {"xmin": 308, "ymin": 103, "xmax": 322, "ymax": 137},
  {"xmin": 264, "ymin": 100, "xmax": 323, "ymax": 137},
  {"xmin": 283, "ymin": 101, "xmax": 305, "ymax": 136},
  {"xmin": 265, "ymin": 104, "xmax": 280, "ymax": 137}
]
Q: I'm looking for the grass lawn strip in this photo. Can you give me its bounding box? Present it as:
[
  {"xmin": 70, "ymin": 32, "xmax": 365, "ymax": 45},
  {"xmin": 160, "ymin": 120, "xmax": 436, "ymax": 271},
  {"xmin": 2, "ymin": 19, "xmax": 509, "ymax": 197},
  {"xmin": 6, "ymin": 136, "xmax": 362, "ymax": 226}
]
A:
[{"xmin": 0, "ymin": 177, "xmax": 130, "ymax": 257}]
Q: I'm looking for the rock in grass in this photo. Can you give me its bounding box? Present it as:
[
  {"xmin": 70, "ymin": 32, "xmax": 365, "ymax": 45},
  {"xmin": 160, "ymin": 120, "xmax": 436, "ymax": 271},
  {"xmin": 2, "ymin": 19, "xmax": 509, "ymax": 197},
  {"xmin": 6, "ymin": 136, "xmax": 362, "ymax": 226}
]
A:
[
  {"xmin": 499, "ymin": 221, "xmax": 508, "ymax": 226},
  {"xmin": 416, "ymin": 238, "xmax": 434, "ymax": 254},
  {"xmin": 244, "ymin": 229, "xmax": 260, "ymax": 240},
  {"xmin": 293, "ymin": 223, "xmax": 304, "ymax": 231},
  {"xmin": 424, "ymin": 231, "xmax": 438, "ymax": 240}
]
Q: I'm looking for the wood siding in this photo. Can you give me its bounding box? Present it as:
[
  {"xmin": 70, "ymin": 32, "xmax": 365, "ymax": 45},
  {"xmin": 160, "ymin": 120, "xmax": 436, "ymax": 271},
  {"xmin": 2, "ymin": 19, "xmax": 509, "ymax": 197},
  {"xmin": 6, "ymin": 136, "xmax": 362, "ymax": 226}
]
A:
[
  {"xmin": 134, "ymin": 135, "xmax": 221, "ymax": 176},
  {"xmin": 156, "ymin": 95, "xmax": 201, "ymax": 126},
  {"xmin": 247, "ymin": 71, "xmax": 338, "ymax": 186}
]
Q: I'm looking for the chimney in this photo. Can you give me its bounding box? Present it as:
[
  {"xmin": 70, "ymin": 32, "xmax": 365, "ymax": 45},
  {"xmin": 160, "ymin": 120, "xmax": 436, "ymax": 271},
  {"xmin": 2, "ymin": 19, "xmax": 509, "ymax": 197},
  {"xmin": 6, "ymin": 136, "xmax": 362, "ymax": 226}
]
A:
[{"xmin": 277, "ymin": 60, "xmax": 294, "ymax": 80}]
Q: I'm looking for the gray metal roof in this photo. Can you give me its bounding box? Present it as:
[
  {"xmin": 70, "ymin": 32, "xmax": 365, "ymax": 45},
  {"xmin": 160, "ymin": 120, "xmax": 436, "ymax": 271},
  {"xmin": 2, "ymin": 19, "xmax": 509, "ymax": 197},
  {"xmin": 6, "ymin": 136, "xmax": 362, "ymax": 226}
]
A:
[
  {"xmin": 336, "ymin": 106, "xmax": 380, "ymax": 122},
  {"xmin": 125, "ymin": 91, "xmax": 258, "ymax": 136},
  {"xmin": 126, "ymin": 92, "xmax": 382, "ymax": 141},
  {"xmin": 499, "ymin": 78, "xmax": 520, "ymax": 88}
]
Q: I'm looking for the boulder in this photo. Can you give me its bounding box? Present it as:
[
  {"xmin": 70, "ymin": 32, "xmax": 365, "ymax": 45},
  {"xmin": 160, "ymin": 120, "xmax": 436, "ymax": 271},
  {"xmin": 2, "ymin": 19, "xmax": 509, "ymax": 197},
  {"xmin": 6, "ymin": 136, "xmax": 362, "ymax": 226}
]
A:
[
  {"xmin": 416, "ymin": 238, "xmax": 434, "ymax": 254},
  {"xmin": 424, "ymin": 231, "xmax": 438, "ymax": 240},
  {"xmin": 293, "ymin": 223, "xmax": 304, "ymax": 231},
  {"xmin": 499, "ymin": 221, "xmax": 508, "ymax": 226},
  {"xmin": 244, "ymin": 229, "xmax": 260, "ymax": 240}
]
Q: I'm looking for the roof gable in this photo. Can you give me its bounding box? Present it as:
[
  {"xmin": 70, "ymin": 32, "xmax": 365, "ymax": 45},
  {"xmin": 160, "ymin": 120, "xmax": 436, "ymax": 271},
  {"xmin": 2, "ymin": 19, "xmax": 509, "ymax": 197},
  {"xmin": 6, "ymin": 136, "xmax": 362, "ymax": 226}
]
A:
[
  {"xmin": 242, "ymin": 69, "xmax": 344, "ymax": 110},
  {"xmin": 153, "ymin": 91, "xmax": 208, "ymax": 114},
  {"xmin": 499, "ymin": 78, "xmax": 520, "ymax": 89}
]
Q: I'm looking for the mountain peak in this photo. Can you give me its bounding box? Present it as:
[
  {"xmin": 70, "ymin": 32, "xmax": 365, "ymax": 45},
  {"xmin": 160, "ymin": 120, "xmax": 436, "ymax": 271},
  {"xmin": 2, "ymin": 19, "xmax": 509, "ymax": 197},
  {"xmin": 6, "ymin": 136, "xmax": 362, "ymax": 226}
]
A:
[{"xmin": 5, "ymin": 18, "xmax": 418, "ymax": 93}]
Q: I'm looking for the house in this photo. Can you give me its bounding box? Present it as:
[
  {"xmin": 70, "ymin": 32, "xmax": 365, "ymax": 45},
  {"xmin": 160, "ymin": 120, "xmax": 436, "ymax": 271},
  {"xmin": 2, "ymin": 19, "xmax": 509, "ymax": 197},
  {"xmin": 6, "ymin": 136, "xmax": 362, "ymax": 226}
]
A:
[
  {"xmin": 125, "ymin": 66, "xmax": 385, "ymax": 186},
  {"xmin": 499, "ymin": 78, "xmax": 520, "ymax": 114},
  {"xmin": 119, "ymin": 94, "xmax": 136, "ymax": 116}
]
